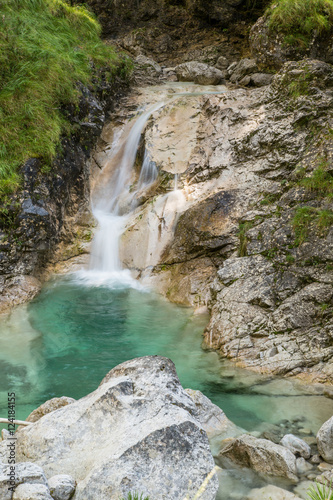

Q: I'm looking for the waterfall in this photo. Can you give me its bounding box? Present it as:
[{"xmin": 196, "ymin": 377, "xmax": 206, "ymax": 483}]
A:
[{"xmin": 88, "ymin": 101, "xmax": 165, "ymax": 276}]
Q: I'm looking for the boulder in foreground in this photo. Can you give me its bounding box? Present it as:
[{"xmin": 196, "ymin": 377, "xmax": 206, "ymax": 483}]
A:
[{"xmin": 12, "ymin": 356, "xmax": 218, "ymax": 500}]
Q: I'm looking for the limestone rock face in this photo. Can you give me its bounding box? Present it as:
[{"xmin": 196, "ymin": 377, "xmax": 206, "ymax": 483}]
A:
[
  {"xmin": 317, "ymin": 416, "xmax": 333, "ymax": 463},
  {"xmin": 280, "ymin": 434, "xmax": 311, "ymax": 459},
  {"xmin": 217, "ymin": 434, "xmax": 298, "ymax": 482},
  {"xmin": 175, "ymin": 61, "xmax": 224, "ymax": 85},
  {"xmin": 14, "ymin": 356, "xmax": 218, "ymax": 500}
]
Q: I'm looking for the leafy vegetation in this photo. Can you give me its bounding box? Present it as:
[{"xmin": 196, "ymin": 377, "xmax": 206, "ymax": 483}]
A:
[
  {"xmin": 300, "ymin": 163, "xmax": 333, "ymax": 198},
  {"xmin": 268, "ymin": 0, "xmax": 333, "ymax": 47},
  {"xmin": 0, "ymin": 0, "xmax": 131, "ymax": 196},
  {"xmin": 292, "ymin": 206, "xmax": 333, "ymax": 245},
  {"xmin": 307, "ymin": 480, "xmax": 333, "ymax": 500}
]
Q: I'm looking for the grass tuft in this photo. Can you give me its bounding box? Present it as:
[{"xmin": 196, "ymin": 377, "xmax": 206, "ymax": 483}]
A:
[
  {"xmin": 268, "ymin": 0, "xmax": 333, "ymax": 47},
  {"xmin": 292, "ymin": 206, "xmax": 333, "ymax": 245},
  {"xmin": 0, "ymin": 0, "xmax": 132, "ymax": 196},
  {"xmin": 307, "ymin": 480, "xmax": 333, "ymax": 500}
]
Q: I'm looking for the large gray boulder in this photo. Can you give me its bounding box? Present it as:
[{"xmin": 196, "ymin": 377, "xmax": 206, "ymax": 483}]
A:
[
  {"xmin": 217, "ymin": 434, "xmax": 298, "ymax": 482},
  {"xmin": 317, "ymin": 416, "xmax": 333, "ymax": 463},
  {"xmin": 175, "ymin": 61, "xmax": 224, "ymax": 85},
  {"xmin": 14, "ymin": 356, "xmax": 218, "ymax": 500}
]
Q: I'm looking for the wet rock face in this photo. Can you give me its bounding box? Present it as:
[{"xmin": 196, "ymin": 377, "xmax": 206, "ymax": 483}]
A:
[
  {"xmin": 122, "ymin": 59, "xmax": 333, "ymax": 380},
  {"xmin": 12, "ymin": 356, "xmax": 218, "ymax": 500}
]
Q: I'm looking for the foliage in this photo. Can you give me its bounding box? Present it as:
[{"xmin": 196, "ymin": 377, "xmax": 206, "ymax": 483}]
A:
[
  {"xmin": 300, "ymin": 164, "xmax": 333, "ymax": 198},
  {"xmin": 267, "ymin": 0, "xmax": 333, "ymax": 47},
  {"xmin": 0, "ymin": 0, "xmax": 131, "ymax": 196},
  {"xmin": 238, "ymin": 221, "xmax": 254, "ymax": 256},
  {"xmin": 307, "ymin": 480, "xmax": 333, "ymax": 500},
  {"xmin": 292, "ymin": 206, "xmax": 333, "ymax": 245}
]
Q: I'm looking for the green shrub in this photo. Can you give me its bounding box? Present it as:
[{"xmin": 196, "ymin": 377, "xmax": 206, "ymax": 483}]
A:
[
  {"xmin": 268, "ymin": 0, "xmax": 333, "ymax": 47},
  {"xmin": 0, "ymin": 0, "xmax": 131, "ymax": 196}
]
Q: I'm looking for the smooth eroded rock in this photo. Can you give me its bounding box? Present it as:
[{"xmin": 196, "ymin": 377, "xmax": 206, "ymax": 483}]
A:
[
  {"xmin": 280, "ymin": 434, "xmax": 311, "ymax": 459},
  {"xmin": 317, "ymin": 416, "xmax": 333, "ymax": 463},
  {"xmin": 13, "ymin": 483, "xmax": 52, "ymax": 500},
  {"xmin": 246, "ymin": 484, "xmax": 303, "ymax": 500},
  {"xmin": 229, "ymin": 58, "xmax": 257, "ymax": 83},
  {"xmin": 218, "ymin": 434, "xmax": 298, "ymax": 482},
  {"xmin": 48, "ymin": 474, "xmax": 76, "ymax": 500}
]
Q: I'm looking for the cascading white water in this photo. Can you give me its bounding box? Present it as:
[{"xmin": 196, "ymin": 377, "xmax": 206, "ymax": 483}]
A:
[{"xmin": 88, "ymin": 101, "xmax": 165, "ymax": 275}]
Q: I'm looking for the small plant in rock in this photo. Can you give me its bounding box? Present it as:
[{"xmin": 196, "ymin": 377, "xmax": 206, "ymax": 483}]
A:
[
  {"xmin": 120, "ymin": 494, "xmax": 149, "ymax": 500},
  {"xmin": 238, "ymin": 221, "xmax": 254, "ymax": 257},
  {"xmin": 307, "ymin": 480, "xmax": 333, "ymax": 500}
]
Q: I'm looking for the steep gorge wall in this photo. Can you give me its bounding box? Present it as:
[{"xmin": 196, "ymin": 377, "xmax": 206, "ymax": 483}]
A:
[{"xmin": 120, "ymin": 60, "xmax": 333, "ymax": 384}]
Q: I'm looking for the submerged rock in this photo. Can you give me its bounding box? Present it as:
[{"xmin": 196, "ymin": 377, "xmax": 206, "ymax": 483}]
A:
[
  {"xmin": 317, "ymin": 416, "xmax": 333, "ymax": 463},
  {"xmin": 13, "ymin": 356, "xmax": 218, "ymax": 500},
  {"xmin": 217, "ymin": 434, "xmax": 298, "ymax": 482}
]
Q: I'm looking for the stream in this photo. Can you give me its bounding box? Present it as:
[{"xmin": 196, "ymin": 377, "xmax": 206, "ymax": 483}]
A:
[{"xmin": 1, "ymin": 82, "xmax": 333, "ymax": 499}]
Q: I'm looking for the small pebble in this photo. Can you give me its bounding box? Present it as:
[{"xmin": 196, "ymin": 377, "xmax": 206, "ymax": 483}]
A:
[{"xmin": 318, "ymin": 462, "xmax": 332, "ymax": 472}]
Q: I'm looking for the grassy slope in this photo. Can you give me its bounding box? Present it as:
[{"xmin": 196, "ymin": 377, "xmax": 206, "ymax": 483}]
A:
[
  {"xmin": 0, "ymin": 0, "xmax": 131, "ymax": 196},
  {"xmin": 267, "ymin": 0, "xmax": 333, "ymax": 46}
]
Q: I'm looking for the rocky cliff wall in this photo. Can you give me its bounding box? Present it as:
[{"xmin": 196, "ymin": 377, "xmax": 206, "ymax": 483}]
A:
[{"xmin": 119, "ymin": 59, "xmax": 333, "ymax": 384}]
